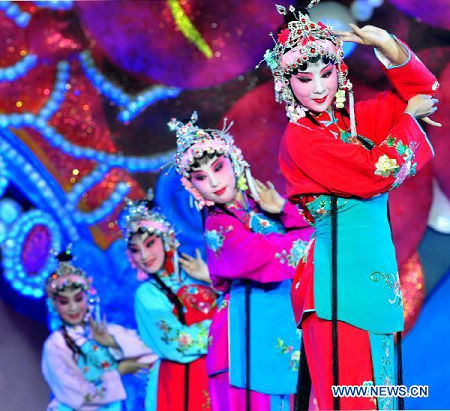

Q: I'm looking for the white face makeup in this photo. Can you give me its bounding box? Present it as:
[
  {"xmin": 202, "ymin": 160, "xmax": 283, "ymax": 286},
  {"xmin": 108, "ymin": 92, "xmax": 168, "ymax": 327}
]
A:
[
  {"xmin": 53, "ymin": 288, "xmax": 88, "ymax": 326},
  {"xmin": 190, "ymin": 154, "xmax": 237, "ymax": 204},
  {"xmin": 128, "ymin": 232, "xmax": 165, "ymax": 274},
  {"xmin": 289, "ymin": 59, "xmax": 338, "ymax": 113}
]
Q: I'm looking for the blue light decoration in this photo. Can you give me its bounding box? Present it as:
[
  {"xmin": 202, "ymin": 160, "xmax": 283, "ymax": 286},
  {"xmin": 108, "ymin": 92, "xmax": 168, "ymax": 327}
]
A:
[
  {"xmin": 79, "ymin": 50, "xmax": 182, "ymax": 123},
  {"xmin": 39, "ymin": 60, "xmax": 70, "ymax": 120},
  {"xmin": 0, "ymin": 135, "xmax": 80, "ymax": 242},
  {"xmin": 67, "ymin": 164, "xmax": 111, "ymax": 205},
  {"xmin": 71, "ymin": 182, "xmax": 131, "ymax": 225},
  {"xmin": 66, "ymin": 164, "xmax": 131, "ymax": 225},
  {"xmin": 0, "ymin": 111, "xmax": 176, "ymax": 173},
  {"xmin": 0, "ymin": 155, "xmax": 9, "ymax": 198},
  {"xmin": 0, "ymin": 1, "xmax": 31, "ymax": 28},
  {"xmin": 0, "ymin": 198, "xmax": 19, "ymax": 244},
  {"xmin": 0, "ymin": 198, "xmax": 22, "ymax": 225},
  {"xmin": 1, "ymin": 209, "xmax": 62, "ymax": 298},
  {"xmin": 32, "ymin": 1, "xmax": 74, "ymax": 10},
  {"xmin": 0, "ymin": 54, "xmax": 38, "ymax": 83}
]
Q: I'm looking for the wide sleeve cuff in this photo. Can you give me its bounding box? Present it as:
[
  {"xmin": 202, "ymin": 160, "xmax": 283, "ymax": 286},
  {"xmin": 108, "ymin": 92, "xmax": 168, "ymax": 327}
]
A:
[{"xmin": 374, "ymin": 35, "xmax": 411, "ymax": 69}]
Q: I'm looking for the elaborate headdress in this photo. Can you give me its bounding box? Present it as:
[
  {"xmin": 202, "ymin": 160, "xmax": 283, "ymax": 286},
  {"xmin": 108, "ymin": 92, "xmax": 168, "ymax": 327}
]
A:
[
  {"xmin": 45, "ymin": 247, "xmax": 92, "ymax": 297},
  {"xmin": 119, "ymin": 191, "xmax": 178, "ymax": 251},
  {"xmin": 263, "ymin": 2, "xmax": 356, "ymax": 137},
  {"xmin": 119, "ymin": 192, "xmax": 180, "ymax": 281},
  {"xmin": 45, "ymin": 247, "xmax": 99, "ymax": 330},
  {"xmin": 170, "ymin": 111, "xmax": 259, "ymax": 210}
]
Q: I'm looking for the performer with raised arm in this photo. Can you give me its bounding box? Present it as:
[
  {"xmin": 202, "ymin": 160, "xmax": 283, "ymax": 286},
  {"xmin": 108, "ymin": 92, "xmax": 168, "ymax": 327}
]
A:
[{"xmin": 264, "ymin": 1, "xmax": 440, "ymax": 409}]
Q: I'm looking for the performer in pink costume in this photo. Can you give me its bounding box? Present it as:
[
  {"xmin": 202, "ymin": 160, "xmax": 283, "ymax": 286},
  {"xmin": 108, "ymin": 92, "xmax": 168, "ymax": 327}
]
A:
[{"xmin": 170, "ymin": 112, "xmax": 313, "ymax": 410}]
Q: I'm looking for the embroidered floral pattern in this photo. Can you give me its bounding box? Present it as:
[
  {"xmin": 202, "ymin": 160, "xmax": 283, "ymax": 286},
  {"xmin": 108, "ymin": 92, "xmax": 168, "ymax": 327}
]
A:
[
  {"xmin": 202, "ymin": 389, "xmax": 211, "ymax": 409},
  {"xmin": 249, "ymin": 212, "xmax": 284, "ymax": 235},
  {"xmin": 157, "ymin": 320, "xmax": 209, "ymax": 353},
  {"xmin": 205, "ymin": 225, "xmax": 233, "ymax": 255},
  {"xmin": 276, "ymin": 239, "xmax": 308, "ymax": 268},
  {"xmin": 305, "ymin": 195, "xmax": 348, "ymax": 222},
  {"xmin": 370, "ymin": 271, "xmax": 403, "ymax": 307},
  {"xmin": 301, "ymin": 239, "xmax": 314, "ymax": 264},
  {"xmin": 275, "ymin": 337, "xmax": 300, "ymax": 371},
  {"xmin": 217, "ymin": 298, "xmax": 229, "ymax": 312},
  {"xmin": 78, "ymin": 340, "xmax": 118, "ymax": 382},
  {"xmin": 378, "ymin": 335, "xmax": 395, "ymax": 410},
  {"xmin": 374, "ymin": 155, "xmax": 399, "ymax": 178},
  {"xmin": 380, "ymin": 135, "xmax": 417, "ymax": 188},
  {"xmin": 83, "ymin": 386, "xmax": 106, "ymax": 403}
]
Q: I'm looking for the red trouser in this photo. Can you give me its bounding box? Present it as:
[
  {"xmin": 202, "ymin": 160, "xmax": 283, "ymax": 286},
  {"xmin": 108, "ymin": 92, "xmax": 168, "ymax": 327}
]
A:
[
  {"xmin": 302, "ymin": 313, "xmax": 377, "ymax": 410},
  {"xmin": 157, "ymin": 357, "xmax": 211, "ymax": 411}
]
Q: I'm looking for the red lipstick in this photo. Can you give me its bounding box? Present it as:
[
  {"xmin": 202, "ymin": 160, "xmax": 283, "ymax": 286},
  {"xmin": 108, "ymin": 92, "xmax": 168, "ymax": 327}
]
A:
[
  {"xmin": 214, "ymin": 187, "xmax": 227, "ymax": 196},
  {"xmin": 313, "ymin": 96, "xmax": 328, "ymax": 104}
]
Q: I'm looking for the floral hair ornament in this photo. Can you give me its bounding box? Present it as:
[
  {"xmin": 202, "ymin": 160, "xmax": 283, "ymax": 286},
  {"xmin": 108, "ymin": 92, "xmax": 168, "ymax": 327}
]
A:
[
  {"xmin": 45, "ymin": 246, "xmax": 100, "ymax": 330},
  {"xmin": 45, "ymin": 245, "xmax": 92, "ymax": 297},
  {"xmin": 169, "ymin": 111, "xmax": 260, "ymax": 210},
  {"xmin": 262, "ymin": 1, "xmax": 357, "ymax": 138},
  {"xmin": 118, "ymin": 190, "xmax": 181, "ymax": 281}
]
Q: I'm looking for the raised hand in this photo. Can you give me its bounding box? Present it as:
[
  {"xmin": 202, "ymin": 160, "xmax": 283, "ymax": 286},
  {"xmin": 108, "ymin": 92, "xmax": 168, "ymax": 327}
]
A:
[
  {"xmin": 89, "ymin": 316, "xmax": 118, "ymax": 348},
  {"xmin": 179, "ymin": 249, "xmax": 211, "ymax": 284},
  {"xmin": 253, "ymin": 179, "xmax": 285, "ymax": 214},
  {"xmin": 335, "ymin": 24, "xmax": 408, "ymax": 65},
  {"xmin": 334, "ymin": 24, "xmax": 391, "ymax": 48}
]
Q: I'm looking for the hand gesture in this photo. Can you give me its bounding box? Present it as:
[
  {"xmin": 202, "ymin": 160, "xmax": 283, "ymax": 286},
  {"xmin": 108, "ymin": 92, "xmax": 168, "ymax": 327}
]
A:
[
  {"xmin": 334, "ymin": 24, "xmax": 391, "ymax": 49},
  {"xmin": 118, "ymin": 359, "xmax": 149, "ymax": 375},
  {"xmin": 89, "ymin": 316, "xmax": 118, "ymax": 348},
  {"xmin": 179, "ymin": 249, "xmax": 211, "ymax": 284},
  {"xmin": 405, "ymin": 94, "xmax": 441, "ymax": 127},
  {"xmin": 253, "ymin": 180, "xmax": 285, "ymax": 214}
]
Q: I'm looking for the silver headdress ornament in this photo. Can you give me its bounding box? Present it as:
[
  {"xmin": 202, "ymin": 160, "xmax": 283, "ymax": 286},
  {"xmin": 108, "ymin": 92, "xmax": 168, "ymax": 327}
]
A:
[
  {"xmin": 45, "ymin": 245, "xmax": 92, "ymax": 297},
  {"xmin": 45, "ymin": 246, "xmax": 101, "ymax": 330},
  {"xmin": 118, "ymin": 190, "xmax": 178, "ymax": 251},
  {"xmin": 169, "ymin": 111, "xmax": 260, "ymax": 210},
  {"xmin": 263, "ymin": 1, "xmax": 357, "ymax": 138}
]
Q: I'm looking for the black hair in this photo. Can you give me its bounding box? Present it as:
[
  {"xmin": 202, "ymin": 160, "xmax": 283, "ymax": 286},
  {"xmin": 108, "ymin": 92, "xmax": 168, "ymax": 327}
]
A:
[
  {"xmin": 56, "ymin": 250, "xmax": 72, "ymax": 262},
  {"xmin": 188, "ymin": 151, "xmax": 222, "ymax": 174},
  {"xmin": 61, "ymin": 324, "xmax": 86, "ymax": 361},
  {"xmin": 50, "ymin": 249, "xmax": 88, "ymax": 360}
]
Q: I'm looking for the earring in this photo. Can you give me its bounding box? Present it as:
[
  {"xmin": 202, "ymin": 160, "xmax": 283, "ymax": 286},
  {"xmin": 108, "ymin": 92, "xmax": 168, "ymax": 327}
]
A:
[{"xmin": 335, "ymin": 89, "xmax": 346, "ymax": 109}]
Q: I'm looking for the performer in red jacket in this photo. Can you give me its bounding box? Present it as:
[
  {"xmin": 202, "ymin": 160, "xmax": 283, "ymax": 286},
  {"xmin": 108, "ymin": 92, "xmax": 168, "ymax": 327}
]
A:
[{"xmin": 264, "ymin": 1, "xmax": 440, "ymax": 409}]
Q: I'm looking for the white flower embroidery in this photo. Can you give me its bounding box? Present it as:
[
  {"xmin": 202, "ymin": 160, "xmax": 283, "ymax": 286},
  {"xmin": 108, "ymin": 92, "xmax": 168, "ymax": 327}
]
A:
[{"xmin": 374, "ymin": 155, "xmax": 399, "ymax": 178}]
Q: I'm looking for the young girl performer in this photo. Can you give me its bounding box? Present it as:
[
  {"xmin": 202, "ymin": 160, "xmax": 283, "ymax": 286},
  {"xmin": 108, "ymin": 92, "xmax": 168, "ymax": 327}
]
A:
[
  {"xmin": 42, "ymin": 249, "xmax": 157, "ymax": 410},
  {"xmin": 264, "ymin": 2, "xmax": 440, "ymax": 409},
  {"xmin": 119, "ymin": 196, "xmax": 217, "ymax": 411},
  {"xmin": 170, "ymin": 112, "xmax": 312, "ymax": 410}
]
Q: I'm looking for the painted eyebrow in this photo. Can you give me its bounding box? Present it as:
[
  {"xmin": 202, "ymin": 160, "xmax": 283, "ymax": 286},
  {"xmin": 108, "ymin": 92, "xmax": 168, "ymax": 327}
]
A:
[
  {"xmin": 320, "ymin": 64, "xmax": 333, "ymax": 74},
  {"xmin": 128, "ymin": 231, "xmax": 151, "ymax": 247},
  {"xmin": 144, "ymin": 234, "xmax": 157, "ymax": 242},
  {"xmin": 211, "ymin": 156, "xmax": 223, "ymax": 167},
  {"xmin": 190, "ymin": 168, "xmax": 206, "ymax": 175}
]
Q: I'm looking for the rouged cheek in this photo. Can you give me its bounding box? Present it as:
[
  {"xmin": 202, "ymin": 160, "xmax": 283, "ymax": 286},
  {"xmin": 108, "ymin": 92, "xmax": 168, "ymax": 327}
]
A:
[
  {"xmin": 217, "ymin": 163, "xmax": 236, "ymax": 186},
  {"xmin": 290, "ymin": 78, "xmax": 314, "ymax": 100},
  {"xmin": 192, "ymin": 179, "xmax": 212, "ymax": 197},
  {"xmin": 324, "ymin": 71, "xmax": 339, "ymax": 97}
]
